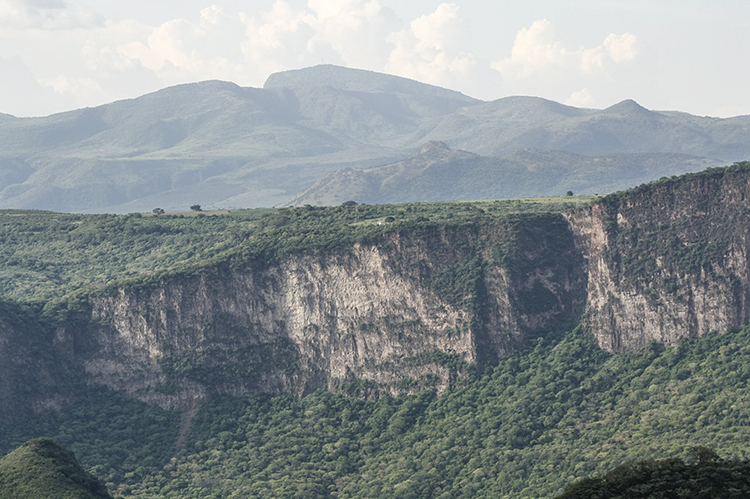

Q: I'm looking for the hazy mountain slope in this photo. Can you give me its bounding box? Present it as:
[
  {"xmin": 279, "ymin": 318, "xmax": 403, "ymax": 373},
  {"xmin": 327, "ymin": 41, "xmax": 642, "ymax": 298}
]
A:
[
  {"xmin": 286, "ymin": 141, "xmax": 724, "ymax": 206},
  {"xmin": 0, "ymin": 64, "xmax": 749, "ymax": 212},
  {"xmin": 265, "ymin": 65, "xmax": 478, "ymax": 103},
  {"xmin": 0, "ymin": 438, "xmax": 112, "ymax": 499},
  {"xmin": 430, "ymin": 98, "xmax": 750, "ymax": 160},
  {"xmin": 265, "ymin": 65, "xmax": 480, "ymax": 148}
]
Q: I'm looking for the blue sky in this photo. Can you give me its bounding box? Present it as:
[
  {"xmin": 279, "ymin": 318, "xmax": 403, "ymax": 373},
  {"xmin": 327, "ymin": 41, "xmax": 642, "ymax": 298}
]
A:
[{"xmin": 1, "ymin": 0, "xmax": 748, "ymax": 117}]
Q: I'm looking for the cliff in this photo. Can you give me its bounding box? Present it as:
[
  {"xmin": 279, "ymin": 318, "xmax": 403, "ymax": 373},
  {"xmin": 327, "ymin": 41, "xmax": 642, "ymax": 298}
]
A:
[
  {"xmin": 4, "ymin": 164, "xmax": 750, "ymax": 411},
  {"xmin": 583, "ymin": 164, "xmax": 750, "ymax": 351},
  {"xmin": 69, "ymin": 215, "xmax": 585, "ymax": 408}
]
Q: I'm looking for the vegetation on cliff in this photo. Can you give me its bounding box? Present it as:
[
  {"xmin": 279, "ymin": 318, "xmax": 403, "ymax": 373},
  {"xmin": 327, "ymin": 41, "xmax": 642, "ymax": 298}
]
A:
[
  {"xmin": 598, "ymin": 161, "xmax": 750, "ymax": 283},
  {"xmin": 0, "ymin": 197, "xmax": 588, "ymax": 303}
]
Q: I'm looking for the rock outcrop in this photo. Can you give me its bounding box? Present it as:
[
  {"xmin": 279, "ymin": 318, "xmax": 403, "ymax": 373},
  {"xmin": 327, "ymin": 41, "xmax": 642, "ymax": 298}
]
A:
[
  {"xmin": 582, "ymin": 164, "xmax": 750, "ymax": 351},
  {"xmin": 71, "ymin": 216, "xmax": 585, "ymax": 408}
]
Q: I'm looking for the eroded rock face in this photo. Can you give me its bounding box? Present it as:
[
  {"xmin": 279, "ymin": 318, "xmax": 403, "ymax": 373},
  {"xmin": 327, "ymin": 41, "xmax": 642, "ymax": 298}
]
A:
[
  {"xmin": 12, "ymin": 167, "xmax": 750, "ymax": 411},
  {"xmin": 583, "ymin": 165, "xmax": 750, "ymax": 351},
  {"xmin": 75, "ymin": 218, "xmax": 585, "ymax": 408}
]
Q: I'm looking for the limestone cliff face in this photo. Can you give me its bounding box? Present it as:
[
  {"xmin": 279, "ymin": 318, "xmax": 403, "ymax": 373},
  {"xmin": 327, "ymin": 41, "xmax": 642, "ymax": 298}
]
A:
[
  {"xmin": 14, "ymin": 167, "xmax": 750, "ymax": 411},
  {"xmin": 74, "ymin": 218, "xmax": 585, "ymax": 408},
  {"xmin": 583, "ymin": 164, "xmax": 750, "ymax": 351}
]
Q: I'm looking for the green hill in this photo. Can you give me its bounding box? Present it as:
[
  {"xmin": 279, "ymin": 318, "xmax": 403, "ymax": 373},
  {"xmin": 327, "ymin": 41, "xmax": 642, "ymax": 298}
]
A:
[
  {"xmin": 555, "ymin": 451, "xmax": 750, "ymax": 499},
  {"xmin": 0, "ymin": 438, "xmax": 111, "ymax": 499}
]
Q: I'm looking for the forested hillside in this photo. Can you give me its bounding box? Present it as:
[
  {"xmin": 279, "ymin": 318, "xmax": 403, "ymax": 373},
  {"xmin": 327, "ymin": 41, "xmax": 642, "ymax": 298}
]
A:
[
  {"xmin": 0, "ymin": 438, "xmax": 112, "ymax": 499},
  {"xmin": 3, "ymin": 323, "xmax": 750, "ymax": 497}
]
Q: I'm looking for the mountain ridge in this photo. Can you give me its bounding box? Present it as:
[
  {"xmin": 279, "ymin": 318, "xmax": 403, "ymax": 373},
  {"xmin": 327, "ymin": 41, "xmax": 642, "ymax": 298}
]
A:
[
  {"xmin": 286, "ymin": 143, "xmax": 723, "ymax": 206},
  {"xmin": 1, "ymin": 64, "xmax": 750, "ymax": 212}
]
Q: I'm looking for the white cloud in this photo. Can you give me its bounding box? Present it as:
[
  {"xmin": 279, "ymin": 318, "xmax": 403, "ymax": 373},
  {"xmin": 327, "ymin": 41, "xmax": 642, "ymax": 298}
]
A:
[
  {"xmin": 384, "ymin": 3, "xmax": 500, "ymax": 98},
  {"xmin": 565, "ymin": 87, "xmax": 595, "ymax": 108},
  {"xmin": 240, "ymin": 1, "xmax": 334, "ymax": 76},
  {"xmin": 307, "ymin": 0, "xmax": 401, "ymax": 69},
  {"xmin": 493, "ymin": 19, "xmax": 641, "ymax": 78},
  {"xmin": 0, "ymin": 55, "xmax": 73, "ymax": 115},
  {"xmin": 117, "ymin": 5, "xmax": 250, "ymax": 86},
  {"xmin": 603, "ymin": 32, "xmax": 639, "ymax": 62}
]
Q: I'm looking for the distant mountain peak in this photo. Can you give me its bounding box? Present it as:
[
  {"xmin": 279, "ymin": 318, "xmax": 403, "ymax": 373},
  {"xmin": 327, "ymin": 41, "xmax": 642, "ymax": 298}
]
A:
[
  {"xmin": 412, "ymin": 140, "xmax": 451, "ymax": 157},
  {"xmin": 602, "ymin": 99, "xmax": 653, "ymax": 116},
  {"xmin": 263, "ymin": 64, "xmax": 478, "ymax": 103}
]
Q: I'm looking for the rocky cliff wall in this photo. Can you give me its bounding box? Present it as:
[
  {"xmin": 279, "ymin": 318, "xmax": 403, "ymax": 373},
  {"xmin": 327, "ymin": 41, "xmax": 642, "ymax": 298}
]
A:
[
  {"xmin": 72, "ymin": 217, "xmax": 585, "ymax": 409},
  {"xmin": 583, "ymin": 164, "xmax": 750, "ymax": 351},
  {"xmin": 8, "ymin": 165, "xmax": 750, "ymax": 411}
]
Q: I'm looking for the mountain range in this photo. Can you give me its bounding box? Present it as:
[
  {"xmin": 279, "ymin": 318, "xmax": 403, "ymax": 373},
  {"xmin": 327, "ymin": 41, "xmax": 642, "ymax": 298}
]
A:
[{"xmin": 0, "ymin": 64, "xmax": 748, "ymax": 212}]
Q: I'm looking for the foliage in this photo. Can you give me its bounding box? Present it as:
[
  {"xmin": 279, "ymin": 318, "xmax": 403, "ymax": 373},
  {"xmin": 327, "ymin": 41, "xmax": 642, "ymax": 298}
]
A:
[
  {"xmin": 0, "ymin": 197, "xmax": 588, "ymax": 304},
  {"xmin": 0, "ymin": 387, "xmax": 181, "ymax": 495},
  {"xmin": 0, "ymin": 438, "xmax": 112, "ymax": 499},
  {"xmin": 598, "ymin": 161, "xmax": 750, "ymax": 284},
  {"xmin": 554, "ymin": 453, "xmax": 750, "ymax": 499},
  {"xmin": 0, "ymin": 208, "xmax": 271, "ymax": 301},
  {"xmin": 2, "ymin": 323, "xmax": 747, "ymax": 498},
  {"xmin": 121, "ymin": 324, "xmax": 750, "ymax": 499}
]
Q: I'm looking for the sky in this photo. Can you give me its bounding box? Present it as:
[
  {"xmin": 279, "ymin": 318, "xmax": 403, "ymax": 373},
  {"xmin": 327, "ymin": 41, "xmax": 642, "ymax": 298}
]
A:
[{"xmin": 1, "ymin": 0, "xmax": 749, "ymax": 118}]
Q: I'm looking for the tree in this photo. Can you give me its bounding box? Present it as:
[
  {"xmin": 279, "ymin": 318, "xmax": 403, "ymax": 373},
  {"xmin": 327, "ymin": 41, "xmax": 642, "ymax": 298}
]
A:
[
  {"xmin": 152, "ymin": 208, "xmax": 165, "ymax": 215},
  {"xmin": 190, "ymin": 205, "xmax": 202, "ymax": 212},
  {"xmin": 566, "ymin": 191, "xmax": 574, "ymax": 197}
]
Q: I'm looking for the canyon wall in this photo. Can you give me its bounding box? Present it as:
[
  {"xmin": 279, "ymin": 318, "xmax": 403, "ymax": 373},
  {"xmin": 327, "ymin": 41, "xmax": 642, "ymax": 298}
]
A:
[
  {"xmin": 583, "ymin": 164, "xmax": 750, "ymax": 351},
  {"xmin": 72, "ymin": 217, "xmax": 585, "ymax": 408},
  {"xmin": 4, "ymin": 163, "xmax": 750, "ymax": 411}
]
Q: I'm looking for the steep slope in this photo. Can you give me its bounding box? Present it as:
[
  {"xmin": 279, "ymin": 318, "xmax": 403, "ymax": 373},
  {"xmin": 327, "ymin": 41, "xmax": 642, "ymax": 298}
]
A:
[
  {"xmin": 581, "ymin": 163, "xmax": 750, "ymax": 351},
  {"xmin": 70, "ymin": 212, "xmax": 585, "ymax": 408},
  {"xmin": 0, "ymin": 438, "xmax": 112, "ymax": 499},
  {"xmin": 0, "ymin": 300, "xmax": 77, "ymax": 419},
  {"xmin": 286, "ymin": 141, "xmax": 723, "ymax": 206}
]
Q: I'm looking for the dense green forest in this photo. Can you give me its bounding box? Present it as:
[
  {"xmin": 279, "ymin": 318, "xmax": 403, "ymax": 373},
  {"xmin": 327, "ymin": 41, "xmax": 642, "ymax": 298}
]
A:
[
  {"xmin": 0, "ymin": 196, "xmax": 588, "ymax": 302},
  {"xmin": 3, "ymin": 324, "xmax": 750, "ymax": 498}
]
